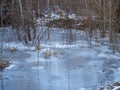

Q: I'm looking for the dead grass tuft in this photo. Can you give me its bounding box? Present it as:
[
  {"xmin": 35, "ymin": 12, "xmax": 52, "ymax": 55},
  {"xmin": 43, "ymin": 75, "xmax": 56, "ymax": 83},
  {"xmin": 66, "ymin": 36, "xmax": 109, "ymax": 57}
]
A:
[{"xmin": 0, "ymin": 60, "xmax": 10, "ymax": 70}]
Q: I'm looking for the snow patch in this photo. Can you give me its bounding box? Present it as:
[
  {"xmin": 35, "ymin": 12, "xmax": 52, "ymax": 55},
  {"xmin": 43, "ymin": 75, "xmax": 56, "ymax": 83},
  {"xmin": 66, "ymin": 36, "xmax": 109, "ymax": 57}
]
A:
[
  {"xmin": 5, "ymin": 64, "xmax": 15, "ymax": 70},
  {"xmin": 109, "ymin": 54, "xmax": 120, "ymax": 59},
  {"xmin": 69, "ymin": 14, "xmax": 76, "ymax": 19},
  {"xmin": 4, "ymin": 42, "xmax": 35, "ymax": 51},
  {"xmin": 41, "ymin": 41, "xmax": 88, "ymax": 49},
  {"xmin": 113, "ymin": 86, "xmax": 120, "ymax": 90},
  {"xmin": 97, "ymin": 52, "xmax": 120, "ymax": 59},
  {"xmin": 97, "ymin": 53, "xmax": 109, "ymax": 58},
  {"xmin": 78, "ymin": 49, "xmax": 98, "ymax": 58}
]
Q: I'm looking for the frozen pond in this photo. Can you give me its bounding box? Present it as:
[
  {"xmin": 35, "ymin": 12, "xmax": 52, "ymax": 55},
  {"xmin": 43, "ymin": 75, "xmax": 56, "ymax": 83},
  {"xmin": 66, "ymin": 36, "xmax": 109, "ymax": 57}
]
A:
[
  {"xmin": 0, "ymin": 47, "xmax": 120, "ymax": 90},
  {"xmin": 0, "ymin": 29, "xmax": 120, "ymax": 90}
]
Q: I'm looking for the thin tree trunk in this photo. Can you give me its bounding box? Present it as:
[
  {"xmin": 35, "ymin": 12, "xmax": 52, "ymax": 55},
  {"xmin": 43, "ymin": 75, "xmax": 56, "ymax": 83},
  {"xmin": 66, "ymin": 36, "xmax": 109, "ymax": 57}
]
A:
[
  {"xmin": 0, "ymin": 0, "xmax": 5, "ymax": 90},
  {"xmin": 84, "ymin": 0, "xmax": 92, "ymax": 48},
  {"xmin": 18, "ymin": 0, "xmax": 28, "ymax": 44},
  {"xmin": 19, "ymin": 0, "xmax": 24, "ymax": 27}
]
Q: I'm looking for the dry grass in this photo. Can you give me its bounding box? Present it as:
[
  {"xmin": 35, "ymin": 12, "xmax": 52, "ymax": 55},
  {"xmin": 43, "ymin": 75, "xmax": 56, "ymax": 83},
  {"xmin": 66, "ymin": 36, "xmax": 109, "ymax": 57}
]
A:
[
  {"xmin": 35, "ymin": 44, "xmax": 40, "ymax": 50},
  {"xmin": 46, "ymin": 18, "xmax": 97, "ymax": 30},
  {"xmin": 43, "ymin": 50, "xmax": 58, "ymax": 59},
  {"xmin": 0, "ymin": 60, "xmax": 10, "ymax": 70},
  {"xmin": 9, "ymin": 47, "xmax": 17, "ymax": 52},
  {"xmin": 44, "ymin": 51, "xmax": 51, "ymax": 59},
  {"xmin": 52, "ymin": 50, "xmax": 58, "ymax": 56}
]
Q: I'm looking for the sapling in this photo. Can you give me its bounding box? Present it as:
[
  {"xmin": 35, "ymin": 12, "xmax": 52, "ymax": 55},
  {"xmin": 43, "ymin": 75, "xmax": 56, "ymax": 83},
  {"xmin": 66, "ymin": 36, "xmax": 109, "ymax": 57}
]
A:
[
  {"xmin": 0, "ymin": 0, "xmax": 5, "ymax": 90},
  {"xmin": 35, "ymin": 43, "xmax": 40, "ymax": 65},
  {"xmin": 9, "ymin": 47, "xmax": 17, "ymax": 60}
]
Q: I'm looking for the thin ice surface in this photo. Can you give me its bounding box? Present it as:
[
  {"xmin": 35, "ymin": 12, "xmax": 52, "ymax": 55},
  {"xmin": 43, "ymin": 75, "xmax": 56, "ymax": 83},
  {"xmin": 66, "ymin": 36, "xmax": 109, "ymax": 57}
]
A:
[{"xmin": 0, "ymin": 29, "xmax": 120, "ymax": 90}]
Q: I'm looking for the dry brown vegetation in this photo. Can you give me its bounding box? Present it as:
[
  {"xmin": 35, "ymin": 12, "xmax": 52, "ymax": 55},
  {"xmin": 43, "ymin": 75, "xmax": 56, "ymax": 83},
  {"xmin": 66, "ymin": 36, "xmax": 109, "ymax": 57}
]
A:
[
  {"xmin": 0, "ymin": 60, "xmax": 10, "ymax": 70},
  {"xmin": 46, "ymin": 17, "xmax": 97, "ymax": 30}
]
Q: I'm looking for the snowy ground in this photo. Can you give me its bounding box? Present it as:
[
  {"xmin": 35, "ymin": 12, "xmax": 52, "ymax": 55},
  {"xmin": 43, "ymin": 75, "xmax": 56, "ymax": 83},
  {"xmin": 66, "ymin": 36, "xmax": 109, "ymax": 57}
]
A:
[{"xmin": 0, "ymin": 29, "xmax": 120, "ymax": 90}]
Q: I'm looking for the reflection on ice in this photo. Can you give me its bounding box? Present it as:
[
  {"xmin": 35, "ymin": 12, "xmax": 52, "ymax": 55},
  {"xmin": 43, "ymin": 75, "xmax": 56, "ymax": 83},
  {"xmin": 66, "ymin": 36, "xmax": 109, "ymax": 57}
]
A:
[{"xmin": 31, "ymin": 66, "xmax": 44, "ymax": 70}]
